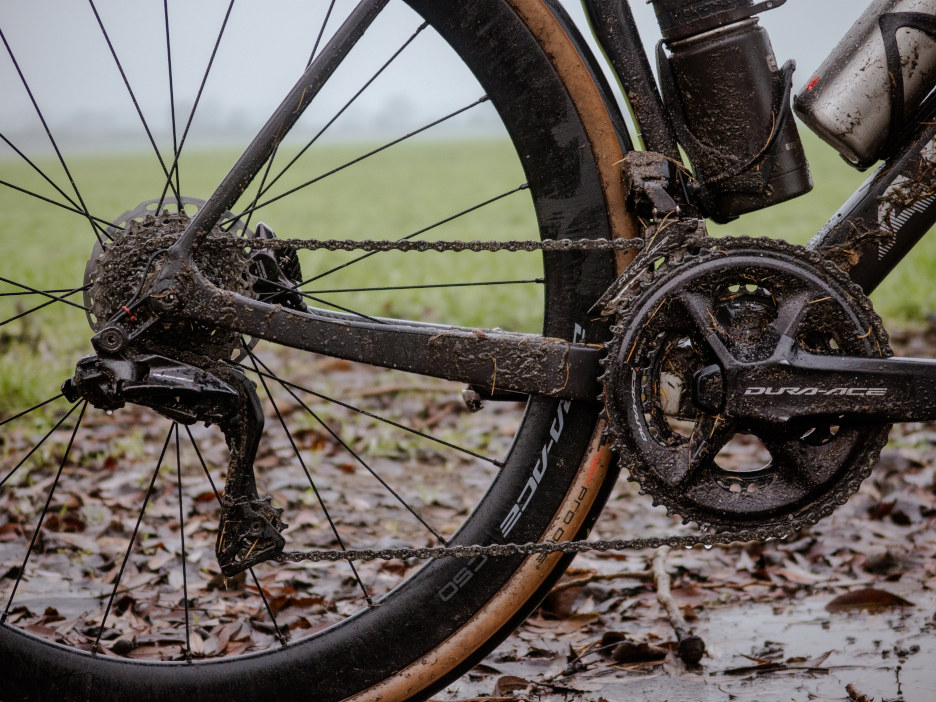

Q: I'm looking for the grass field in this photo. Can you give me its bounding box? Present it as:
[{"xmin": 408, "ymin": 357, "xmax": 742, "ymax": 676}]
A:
[{"xmin": 1, "ymin": 131, "xmax": 934, "ymax": 409}]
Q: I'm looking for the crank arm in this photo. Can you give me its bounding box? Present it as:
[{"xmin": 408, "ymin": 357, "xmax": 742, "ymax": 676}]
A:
[
  {"xmin": 172, "ymin": 272, "xmax": 604, "ymax": 402},
  {"xmin": 698, "ymin": 352, "xmax": 936, "ymax": 423}
]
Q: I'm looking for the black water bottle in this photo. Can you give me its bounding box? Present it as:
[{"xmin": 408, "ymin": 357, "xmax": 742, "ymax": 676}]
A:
[{"xmin": 652, "ymin": 0, "xmax": 813, "ymax": 222}]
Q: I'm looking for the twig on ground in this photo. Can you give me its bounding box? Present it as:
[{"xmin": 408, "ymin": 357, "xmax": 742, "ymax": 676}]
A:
[
  {"xmin": 653, "ymin": 546, "xmax": 705, "ymax": 665},
  {"xmin": 549, "ymin": 570, "xmax": 654, "ymax": 594}
]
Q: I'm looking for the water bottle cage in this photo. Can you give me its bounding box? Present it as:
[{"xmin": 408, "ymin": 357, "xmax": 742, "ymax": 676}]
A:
[
  {"xmin": 656, "ymin": 40, "xmax": 796, "ymax": 216},
  {"xmin": 879, "ymin": 12, "xmax": 936, "ymax": 157}
]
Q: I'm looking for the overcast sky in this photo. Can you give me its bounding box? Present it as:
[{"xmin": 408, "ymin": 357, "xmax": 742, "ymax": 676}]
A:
[{"xmin": 0, "ymin": 1, "xmax": 868, "ymax": 145}]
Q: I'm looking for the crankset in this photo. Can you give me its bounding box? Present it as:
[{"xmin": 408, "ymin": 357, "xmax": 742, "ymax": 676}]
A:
[{"xmin": 600, "ymin": 234, "xmax": 917, "ymax": 531}]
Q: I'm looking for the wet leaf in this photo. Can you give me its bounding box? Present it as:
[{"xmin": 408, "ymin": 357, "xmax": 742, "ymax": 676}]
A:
[
  {"xmin": 826, "ymin": 588, "xmax": 914, "ymax": 613},
  {"xmin": 609, "ymin": 639, "xmax": 668, "ymax": 664},
  {"xmin": 493, "ymin": 675, "xmax": 530, "ymax": 695}
]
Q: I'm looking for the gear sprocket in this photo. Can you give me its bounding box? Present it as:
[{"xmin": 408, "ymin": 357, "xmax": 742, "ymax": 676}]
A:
[
  {"xmin": 602, "ymin": 236, "xmax": 892, "ymax": 532},
  {"xmin": 84, "ymin": 197, "xmax": 256, "ymax": 362}
]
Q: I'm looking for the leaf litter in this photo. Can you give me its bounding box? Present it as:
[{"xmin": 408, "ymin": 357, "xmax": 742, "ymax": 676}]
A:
[{"xmin": 0, "ymin": 327, "xmax": 934, "ymax": 701}]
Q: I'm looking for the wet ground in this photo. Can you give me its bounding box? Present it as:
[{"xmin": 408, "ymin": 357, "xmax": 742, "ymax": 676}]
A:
[{"xmin": 0, "ymin": 328, "xmax": 934, "ymax": 700}]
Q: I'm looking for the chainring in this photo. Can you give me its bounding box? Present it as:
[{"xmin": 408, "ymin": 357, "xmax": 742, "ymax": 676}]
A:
[{"xmin": 603, "ymin": 236, "xmax": 892, "ymax": 532}]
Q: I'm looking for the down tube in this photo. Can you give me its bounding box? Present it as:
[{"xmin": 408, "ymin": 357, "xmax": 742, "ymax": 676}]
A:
[{"xmin": 809, "ymin": 107, "xmax": 936, "ymax": 294}]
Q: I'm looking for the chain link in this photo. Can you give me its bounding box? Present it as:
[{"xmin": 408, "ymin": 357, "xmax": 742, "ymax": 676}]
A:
[{"xmin": 244, "ymin": 235, "xmax": 645, "ymax": 254}]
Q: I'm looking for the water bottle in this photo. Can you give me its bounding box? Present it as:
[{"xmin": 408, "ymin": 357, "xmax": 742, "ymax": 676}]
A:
[
  {"xmin": 653, "ymin": 0, "xmax": 813, "ymax": 222},
  {"xmin": 794, "ymin": 0, "xmax": 936, "ymax": 168}
]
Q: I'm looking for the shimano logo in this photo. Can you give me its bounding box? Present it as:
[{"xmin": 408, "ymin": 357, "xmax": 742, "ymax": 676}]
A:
[{"xmin": 745, "ymin": 387, "xmax": 886, "ymax": 397}]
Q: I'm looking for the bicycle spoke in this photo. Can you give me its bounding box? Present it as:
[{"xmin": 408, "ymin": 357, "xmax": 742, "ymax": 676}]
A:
[
  {"xmin": 1, "ymin": 402, "xmax": 86, "ymax": 623},
  {"xmin": 254, "ymin": 21, "xmax": 430, "ymax": 205},
  {"xmin": 0, "ymin": 179, "xmax": 115, "ymax": 231},
  {"xmin": 300, "ymin": 180, "xmax": 524, "ymax": 286},
  {"xmin": 0, "ymin": 401, "xmax": 79, "ymax": 490},
  {"xmin": 0, "ymin": 131, "xmax": 105, "ymax": 238},
  {"xmin": 304, "ymin": 278, "xmax": 543, "ymax": 295},
  {"xmin": 163, "ymin": 0, "xmax": 181, "ymax": 201},
  {"xmin": 0, "ymin": 27, "xmax": 107, "ymax": 246},
  {"xmin": 0, "ymin": 277, "xmax": 89, "ymax": 313},
  {"xmin": 93, "ymin": 424, "xmax": 172, "ymax": 654},
  {"xmin": 247, "ymin": 348, "xmax": 445, "ymax": 545},
  {"xmin": 174, "ymin": 425, "xmax": 193, "ymax": 662},
  {"xmin": 232, "ymin": 0, "xmax": 341, "ymax": 235},
  {"xmin": 87, "ymin": 0, "xmax": 182, "ymax": 206},
  {"xmin": 244, "ymin": 348, "xmax": 374, "ymax": 606},
  {"xmin": 175, "ymin": 0, "xmax": 390, "ymax": 247},
  {"xmin": 248, "ymin": 571, "xmax": 288, "ymax": 646},
  {"xmin": 0, "ymin": 287, "xmax": 81, "ymax": 299},
  {"xmin": 254, "ymin": 279, "xmax": 394, "ymax": 325},
  {"xmin": 182, "ymin": 425, "xmax": 287, "ymax": 645},
  {"xmin": 229, "ymin": 96, "xmax": 490, "ymax": 223},
  {"xmin": 0, "ymin": 285, "xmax": 88, "ymax": 329},
  {"xmin": 158, "ymin": 0, "xmax": 237, "ymax": 208},
  {"xmin": 288, "ymin": 290, "xmax": 387, "ymax": 325},
  {"xmin": 237, "ymin": 363, "xmax": 503, "ymax": 468},
  {"xmin": 0, "ymin": 393, "xmax": 65, "ymax": 429},
  {"xmin": 308, "ymin": 0, "xmax": 338, "ymax": 67}
]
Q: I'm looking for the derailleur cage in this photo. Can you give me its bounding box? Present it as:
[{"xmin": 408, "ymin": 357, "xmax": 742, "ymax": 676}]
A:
[{"xmin": 63, "ymin": 353, "xmax": 287, "ymax": 575}]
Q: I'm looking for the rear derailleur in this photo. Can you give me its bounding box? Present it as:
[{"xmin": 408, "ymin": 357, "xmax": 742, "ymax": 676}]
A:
[
  {"xmin": 63, "ymin": 354, "xmax": 285, "ymax": 576},
  {"xmin": 64, "ymin": 209, "xmax": 303, "ymax": 576}
]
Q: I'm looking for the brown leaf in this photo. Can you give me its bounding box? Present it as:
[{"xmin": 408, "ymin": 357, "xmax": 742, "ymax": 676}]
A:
[
  {"xmin": 826, "ymin": 588, "xmax": 914, "ymax": 613},
  {"xmin": 787, "ymin": 650, "xmax": 833, "ymax": 668},
  {"xmin": 555, "ymin": 613, "xmax": 600, "ymax": 635},
  {"xmin": 541, "ymin": 584, "xmax": 583, "ymax": 619},
  {"xmin": 493, "ymin": 675, "xmax": 530, "ymax": 695}
]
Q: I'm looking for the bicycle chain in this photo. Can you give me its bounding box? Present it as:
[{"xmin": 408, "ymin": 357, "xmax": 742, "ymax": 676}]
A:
[
  {"xmin": 243, "ymin": 234, "xmax": 647, "ymax": 254},
  {"xmin": 275, "ymin": 527, "xmax": 782, "ymax": 565},
  {"xmin": 255, "ymin": 234, "xmax": 810, "ymax": 564},
  {"xmin": 153, "ymin": 229, "xmax": 858, "ymax": 563}
]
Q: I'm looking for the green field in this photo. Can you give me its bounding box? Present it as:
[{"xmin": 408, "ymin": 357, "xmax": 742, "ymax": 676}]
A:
[{"xmin": 1, "ymin": 132, "xmax": 934, "ymax": 410}]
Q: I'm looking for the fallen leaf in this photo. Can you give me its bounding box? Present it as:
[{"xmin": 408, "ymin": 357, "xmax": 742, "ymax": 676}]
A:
[
  {"xmin": 493, "ymin": 675, "xmax": 530, "ymax": 695},
  {"xmin": 609, "ymin": 639, "xmax": 668, "ymax": 664},
  {"xmin": 826, "ymin": 588, "xmax": 914, "ymax": 612}
]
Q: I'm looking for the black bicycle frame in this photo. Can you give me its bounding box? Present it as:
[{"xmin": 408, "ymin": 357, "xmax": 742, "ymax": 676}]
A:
[{"xmin": 153, "ymin": 0, "xmax": 936, "ymax": 403}]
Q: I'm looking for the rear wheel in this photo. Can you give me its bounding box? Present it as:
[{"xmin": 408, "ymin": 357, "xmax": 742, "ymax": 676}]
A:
[{"xmin": 0, "ymin": 1, "xmax": 634, "ymax": 699}]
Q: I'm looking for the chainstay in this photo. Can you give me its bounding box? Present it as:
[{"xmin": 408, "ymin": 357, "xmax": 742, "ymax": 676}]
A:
[{"xmin": 275, "ymin": 524, "xmax": 793, "ymax": 564}]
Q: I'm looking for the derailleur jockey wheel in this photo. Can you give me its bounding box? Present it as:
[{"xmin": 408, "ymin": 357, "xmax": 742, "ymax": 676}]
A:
[{"xmin": 603, "ymin": 236, "xmax": 892, "ymax": 531}]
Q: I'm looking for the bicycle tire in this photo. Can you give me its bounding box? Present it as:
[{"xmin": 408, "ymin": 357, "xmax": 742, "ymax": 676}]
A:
[{"xmin": 0, "ymin": 1, "xmax": 635, "ymax": 700}]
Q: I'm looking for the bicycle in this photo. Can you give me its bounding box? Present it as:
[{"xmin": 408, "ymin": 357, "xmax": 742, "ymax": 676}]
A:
[{"xmin": 0, "ymin": 0, "xmax": 933, "ymax": 700}]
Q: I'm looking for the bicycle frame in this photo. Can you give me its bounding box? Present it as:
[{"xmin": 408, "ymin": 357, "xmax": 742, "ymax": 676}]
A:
[{"xmin": 150, "ymin": 0, "xmax": 936, "ymax": 401}]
